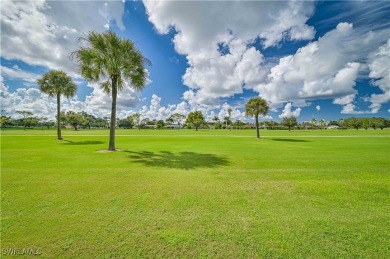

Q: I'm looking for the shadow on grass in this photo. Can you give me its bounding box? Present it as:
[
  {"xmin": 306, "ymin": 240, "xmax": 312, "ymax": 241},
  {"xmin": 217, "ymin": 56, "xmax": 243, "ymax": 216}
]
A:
[
  {"xmin": 62, "ymin": 140, "xmax": 105, "ymax": 145},
  {"xmin": 272, "ymin": 138, "xmax": 310, "ymax": 143},
  {"xmin": 126, "ymin": 150, "xmax": 229, "ymax": 170}
]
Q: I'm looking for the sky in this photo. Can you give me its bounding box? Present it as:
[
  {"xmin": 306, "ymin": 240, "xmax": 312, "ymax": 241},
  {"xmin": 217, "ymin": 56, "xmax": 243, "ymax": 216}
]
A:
[{"xmin": 1, "ymin": 0, "xmax": 390, "ymax": 123}]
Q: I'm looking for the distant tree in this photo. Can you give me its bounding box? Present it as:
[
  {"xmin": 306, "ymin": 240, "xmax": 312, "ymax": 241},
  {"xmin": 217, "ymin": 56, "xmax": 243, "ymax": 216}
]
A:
[
  {"xmin": 165, "ymin": 116, "xmax": 174, "ymax": 125},
  {"xmin": 72, "ymin": 31, "xmax": 150, "ymax": 151},
  {"xmin": 37, "ymin": 70, "xmax": 77, "ymax": 140},
  {"xmin": 370, "ymin": 117, "xmax": 378, "ymax": 130},
  {"xmin": 319, "ymin": 119, "xmax": 326, "ymax": 130},
  {"xmin": 80, "ymin": 111, "xmax": 96, "ymax": 129},
  {"xmin": 282, "ymin": 116, "xmax": 298, "ymax": 131},
  {"xmin": 245, "ymin": 97, "xmax": 269, "ymax": 138},
  {"xmin": 130, "ymin": 113, "xmax": 142, "ymax": 130},
  {"xmin": 212, "ymin": 116, "xmax": 219, "ymax": 129},
  {"xmin": 44, "ymin": 120, "xmax": 55, "ymax": 129},
  {"xmin": 264, "ymin": 120, "xmax": 278, "ymax": 130},
  {"xmin": 384, "ymin": 118, "xmax": 390, "ymax": 129},
  {"xmin": 0, "ymin": 110, "xmax": 10, "ymax": 130},
  {"xmin": 186, "ymin": 111, "xmax": 205, "ymax": 131},
  {"xmin": 15, "ymin": 111, "xmax": 33, "ymax": 130},
  {"xmin": 373, "ymin": 117, "xmax": 386, "ymax": 130},
  {"xmin": 361, "ymin": 117, "xmax": 370, "ymax": 130},
  {"xmin": 25, "ymin": 117, "xmax": 39, "ymax": 128},
  {"xmin": 139, "ymin": 118, "xmax": 150, "ymax": 129},
  {"xmin": 169, "ymin": 113, "xmax": 186, "ymax": 129},
  {"xmin": 311, "ymin": 118, "xmax": 317, "ymax": 130},
  {"xmin": 346, "ymin": 117, "xmax": 361, "ymax": 130},
  {"xmin": 63, "ymin": 111, "xmax": 87, "ymax": 131},
  {"xmin": 117, "ymin": 117, "xmax": 133, "ymax": 128},
  {"xmin": 156, "ymin": 120, "xmax": 165, "ymax": 129},
  {"xmin": 301, "ymin": 121, "xmax": 311, "ymax": 129},
  {"xmin": 94, "ymin": 117, "xmax": 109, "ymax": 128},
  {"xmin": 39, "ymin": 117, "xmax": 48, "ymax": 130},
  {"xmin": 1, "ymin": 114, "xmax": 11, "ymax": 130},
  {"xmin": 223, "ymin": 116, "xmax": 232, "ymax": 130},
  {"xmin": 338, "ymin": 118, "xmax": 347, "ymax": 129},
  {"xmin": 146, "ymin": 119, "xmax": 157, "ymax": 126},
  {"xmin": 227, "ymin": 108, "xmax": 232, "ymax": 130},
  {"xmin": 233, "ymin": 120, "xmax": 245, "ymax": 129},
  {"xmin": 126, "ymin": 116, "xmax": 136, "ymax": 129}
]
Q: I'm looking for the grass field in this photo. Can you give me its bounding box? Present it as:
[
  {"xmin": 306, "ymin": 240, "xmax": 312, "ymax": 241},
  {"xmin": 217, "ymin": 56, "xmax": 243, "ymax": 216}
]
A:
[{"xmin": 1, "ymin": 129, "xmax": 389, "ymax": 257}]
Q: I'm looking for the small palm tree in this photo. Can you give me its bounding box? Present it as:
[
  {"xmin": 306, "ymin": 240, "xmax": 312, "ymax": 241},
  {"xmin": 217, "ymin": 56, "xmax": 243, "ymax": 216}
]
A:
[
  {"xmin": 227, "ymin": 108, "xmax": 232, "ymax": 130},
  {"xmin": 311, "ymin": 118, "xmax": 317, "ymax": 130},
  {"xmin": 319, "ymin": 119, "xmax": 325, "ymax": 130},
  {"xmin": 71, "ymin": 31, "xmax": 150, "ymax": 151},
  {"xmin": 212, "ymin": 116, "xmax": 219, "ymax": 129},
  {"xmin": 37, "ymin": 70, "xmax": 77, "ymax": 140},
  {"xmin": 245, "ymin": 97, "xmax": 269, "ymax": 138}
]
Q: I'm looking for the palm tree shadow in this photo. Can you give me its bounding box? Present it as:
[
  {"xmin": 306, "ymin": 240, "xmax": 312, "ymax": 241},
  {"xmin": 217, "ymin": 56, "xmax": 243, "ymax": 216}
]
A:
[
  {"xmin": 126, "ymin": 150, "xmax": 229, "ymax": 170},
  {"xmin": 62, "ymin": 140, "xmax": 105, "ymax": 145},
  {"xmin": 272, "ymin": 138, "xmax": 310, "ymax": 143}
]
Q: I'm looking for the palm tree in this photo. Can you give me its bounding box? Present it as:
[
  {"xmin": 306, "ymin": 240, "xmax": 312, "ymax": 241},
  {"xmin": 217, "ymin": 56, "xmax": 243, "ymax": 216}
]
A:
[
  {"xmin": 71, "ymin": 31, "xmax": 150, "ymax": 151},
  {"xmin": 311, "ymin": 118, "xmax": 317, "ymax": 130},
  {"xmin": 37, "ymin": 70, "xmax": 77, "ymax": 140},
  {"xmin": 227, "ymin": 108, "xmax": 232, "ymax": 130},
  {"xmin": 245, "ymin": 97, "xmax": 269, "ymax": 138},
  {"xmin": 319, "ymin": 119, "xmax": 325, "ymax": 130},
  {"xmin": 212, "ymin": 116, "xmax": 219, "ymax": 129}
]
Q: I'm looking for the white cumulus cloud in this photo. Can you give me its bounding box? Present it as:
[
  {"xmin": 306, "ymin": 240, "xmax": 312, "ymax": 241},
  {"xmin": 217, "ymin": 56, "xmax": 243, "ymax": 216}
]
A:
[
  {"xmin": 144, "ymin": 0, "xmax": 315, "ymax": 106},
  {"xmin": 1, "ymin": 0, "xmax": 125, "ymax": 77},
  {"xmin": 368, "ymin": 39, "xmax": 390, "ymax": 113},
  {"xmin": 255, "ymin": 22, "xmax": 389, "ymax": 113},
  {"xmin": 278, "ymin": 103, "xmax": 302, "ymax": 118}
]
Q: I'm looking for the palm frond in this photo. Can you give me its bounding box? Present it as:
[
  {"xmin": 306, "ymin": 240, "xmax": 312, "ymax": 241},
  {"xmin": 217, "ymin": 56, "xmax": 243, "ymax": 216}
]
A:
[
  {"xmin": 37, "ymin": 70, "xmax": 77, "ymax": 98},
  {"xmin": 100, "ymin": 81, "xmax": 111, "ymax": 94},
  {"xmin": 71, "ymin": 30, "xmax": 150, "ymax": 97},
  {"xmin": 245, "ymin": 97, "xmax": 269, "ymax": 117}
]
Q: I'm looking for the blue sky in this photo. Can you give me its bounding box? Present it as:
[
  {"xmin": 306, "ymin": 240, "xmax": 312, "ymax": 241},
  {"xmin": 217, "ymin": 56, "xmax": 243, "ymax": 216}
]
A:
[{"xmin": 1, "ymin": 0, "xmax": 390, "ymax": 122}]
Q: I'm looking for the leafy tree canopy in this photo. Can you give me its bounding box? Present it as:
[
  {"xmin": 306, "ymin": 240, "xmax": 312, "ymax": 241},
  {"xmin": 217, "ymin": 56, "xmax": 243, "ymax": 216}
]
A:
[{"xmin": 186, "ymin": 111, "xmax": 206, "ymax": 131}]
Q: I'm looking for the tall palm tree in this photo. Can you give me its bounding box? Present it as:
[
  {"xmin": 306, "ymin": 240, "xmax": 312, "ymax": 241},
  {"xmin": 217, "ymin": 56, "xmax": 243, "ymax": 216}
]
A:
[
  {"xmin": 71, "ymin": 31, "xmax": 150, "ymax": 151},
  {"xmin": 37, "ymin": 70, "xmax": 77, "ymax": 140},
  {"xmin": 245, "ymin": 97, "xmax": 269, "ymax": 139}
]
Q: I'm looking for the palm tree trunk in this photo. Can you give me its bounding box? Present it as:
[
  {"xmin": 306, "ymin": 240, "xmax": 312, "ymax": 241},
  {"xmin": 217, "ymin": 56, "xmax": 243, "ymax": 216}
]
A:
[
  {"xmin": 56, "ymin": 93, "xmax": 62, "ymax": 140},
  {"xmin": 255, "ymin": 115, "xmax": 260, "ymax": 139},
  {"xmin": 108, "ymin": 77, "xmax": 117, "ymax": 151}
]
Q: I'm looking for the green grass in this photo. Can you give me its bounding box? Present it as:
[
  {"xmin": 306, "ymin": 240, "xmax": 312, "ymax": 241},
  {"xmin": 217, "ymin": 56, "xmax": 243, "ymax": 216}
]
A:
[{"xmin": 1, "ymin": 129, "xmax": 389, "ymax": 258}]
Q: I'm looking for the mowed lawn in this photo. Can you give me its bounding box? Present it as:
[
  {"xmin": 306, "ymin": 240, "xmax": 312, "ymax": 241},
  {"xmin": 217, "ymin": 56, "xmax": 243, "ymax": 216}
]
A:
[{"xmin": 1, "ymin": 129, "xmax": 389, "ymax": 258}]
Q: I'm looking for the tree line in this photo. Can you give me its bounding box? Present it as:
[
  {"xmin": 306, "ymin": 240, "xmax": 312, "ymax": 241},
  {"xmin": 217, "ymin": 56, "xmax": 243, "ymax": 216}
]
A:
[{"xmin": 2, "ymin": 109, "xmax": 388, "ymax": 132}]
